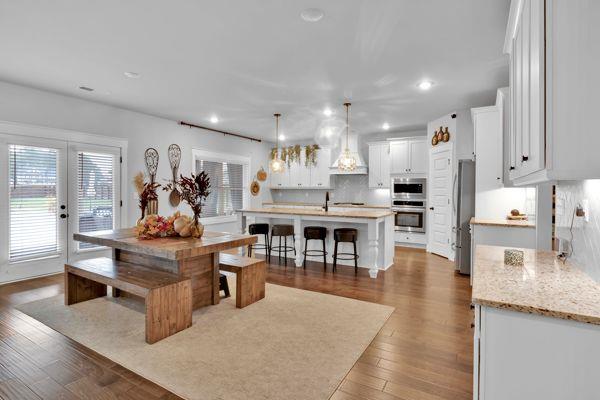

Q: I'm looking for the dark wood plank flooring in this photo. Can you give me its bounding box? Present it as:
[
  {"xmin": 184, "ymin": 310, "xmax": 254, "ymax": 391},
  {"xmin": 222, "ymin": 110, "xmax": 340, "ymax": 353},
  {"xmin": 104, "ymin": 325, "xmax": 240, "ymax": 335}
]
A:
[{"xmin": 0, "ymin": 247, "xmax": 472, "ymax": 399}]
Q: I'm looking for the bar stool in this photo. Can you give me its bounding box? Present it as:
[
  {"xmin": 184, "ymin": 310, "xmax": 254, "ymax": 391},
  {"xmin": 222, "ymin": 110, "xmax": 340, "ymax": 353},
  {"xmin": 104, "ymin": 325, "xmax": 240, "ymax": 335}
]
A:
[
  {"xmin": 333, "ymin": 228, "xmax": 359, "ymax": 274},
  {"xmin": 302, "ymin": 226, "xmax": 327, "ymax": 270},
  {"xmin": 247, "ymin": 223, "xmax": 270, "ymax": 257},
  {"xmin": 269, "ymin": 224, "xmax": 295, "ymax": 265}
]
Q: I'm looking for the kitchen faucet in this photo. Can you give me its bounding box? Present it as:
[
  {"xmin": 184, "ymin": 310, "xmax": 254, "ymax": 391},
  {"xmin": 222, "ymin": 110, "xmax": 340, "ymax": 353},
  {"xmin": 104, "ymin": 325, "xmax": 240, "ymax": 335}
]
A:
[{"xmin": 323, "ymin": 191, "xmax": 329, "ymax": 212}]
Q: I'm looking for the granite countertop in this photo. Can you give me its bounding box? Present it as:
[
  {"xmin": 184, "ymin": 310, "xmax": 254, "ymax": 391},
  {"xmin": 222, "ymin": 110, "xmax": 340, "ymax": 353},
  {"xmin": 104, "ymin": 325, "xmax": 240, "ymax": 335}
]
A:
[
  {"xmin": 263, "ymin": 201, "xmax": 390, "ymax": 210},
  {"xmin": 74, "ymin": 228, "xmax": 256, "ymax": 260},
  {"xmin": 239, "ymin": 207, "xmax": 393, "ymax": 219},
  {"xmin": 472, "ymin": 245, "xmax": 600, "ymax": 325},
  {"xmin": 470, "ymin": 217, "xmax": 535, "ymax": 228}
]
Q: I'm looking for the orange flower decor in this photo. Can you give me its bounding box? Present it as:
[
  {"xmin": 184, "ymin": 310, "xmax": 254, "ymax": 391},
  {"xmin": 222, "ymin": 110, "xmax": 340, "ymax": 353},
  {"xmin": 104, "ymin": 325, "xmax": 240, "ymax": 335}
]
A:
[{"xmin": 135, "ymin": 213, "xmax": 179, "ymax": 239}]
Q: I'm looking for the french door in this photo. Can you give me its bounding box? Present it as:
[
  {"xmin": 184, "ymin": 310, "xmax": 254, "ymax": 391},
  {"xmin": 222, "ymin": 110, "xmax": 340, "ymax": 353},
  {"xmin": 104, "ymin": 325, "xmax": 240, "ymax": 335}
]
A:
[{"xmin": 0, "ymin": 134, "xmax": 121, "ymax": 283}]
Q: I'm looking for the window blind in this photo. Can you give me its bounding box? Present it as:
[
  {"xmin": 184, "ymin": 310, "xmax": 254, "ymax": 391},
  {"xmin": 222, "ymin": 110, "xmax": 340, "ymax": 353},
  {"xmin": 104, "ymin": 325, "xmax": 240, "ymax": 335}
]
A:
[
  {"xmin": 77, "ymin": 152, "xmax": 115, "ymax": 249},
  {"xmin": 195, "ymin": 159, "xmax": 244, "ymax": 218},
  {"xmin": 9, "ymin": 144, "xmax": 59, "ymax": 261}
]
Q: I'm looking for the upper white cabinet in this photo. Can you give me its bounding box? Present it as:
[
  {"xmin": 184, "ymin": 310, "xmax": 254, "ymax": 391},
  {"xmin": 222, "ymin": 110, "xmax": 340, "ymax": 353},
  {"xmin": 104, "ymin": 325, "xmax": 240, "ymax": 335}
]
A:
[
  {"xmin": 368, "ymin": 142, "xmax": 390, "ymax": 188},
  {"xmin": 269, "ymin": 147, "xmax": 331, "ymax": 189},
  {"xmin": 505, "ymin": 0, "xmax": 600, "ymax": 185},
  {"xmin": 390, "ymin": 137, "xmax": 427, "ymax": 175},
  {"xmin": 472, "ymin": 106, "xmax": 503, "ymax": 190}
]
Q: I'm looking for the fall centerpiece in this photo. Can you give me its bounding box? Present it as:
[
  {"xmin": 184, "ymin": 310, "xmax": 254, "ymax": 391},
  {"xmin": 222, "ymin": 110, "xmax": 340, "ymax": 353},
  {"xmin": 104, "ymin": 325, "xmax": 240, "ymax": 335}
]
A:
[
  {"xmin": 135, "ymin": 213, "xmax": 176, "ymax": 239},
  {"xmin": 133, "ymin": 172, "xmax": 160, "ymax": 221},
  {"xmin": 163, "ymin": 171, "xmax": 211, "ymax": 238}
]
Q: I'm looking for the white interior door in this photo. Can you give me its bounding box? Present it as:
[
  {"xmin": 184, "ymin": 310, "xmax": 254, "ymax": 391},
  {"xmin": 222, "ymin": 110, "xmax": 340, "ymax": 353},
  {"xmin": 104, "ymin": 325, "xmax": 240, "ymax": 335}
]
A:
[
  {"xmin": 428, "ymin": 144, "xmax": 453, "ymax": 258},
  {"xmin": 68, "ymin": 143, "xmax": 121, "ymax": 262},
  {"xmin": 0, "ymin": 134, "xmax": 68, "ymax": 283}
]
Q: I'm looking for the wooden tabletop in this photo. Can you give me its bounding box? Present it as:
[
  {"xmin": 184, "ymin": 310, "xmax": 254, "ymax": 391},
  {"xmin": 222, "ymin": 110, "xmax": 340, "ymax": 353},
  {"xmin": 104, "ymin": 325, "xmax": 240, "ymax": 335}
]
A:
[
  {"xmin": 239, "ymin": 207, "xmax": 394, "ymax": 219},
  {"xmin": 74, "ymin": 228, "xmax": 257, "ymax": 260}
]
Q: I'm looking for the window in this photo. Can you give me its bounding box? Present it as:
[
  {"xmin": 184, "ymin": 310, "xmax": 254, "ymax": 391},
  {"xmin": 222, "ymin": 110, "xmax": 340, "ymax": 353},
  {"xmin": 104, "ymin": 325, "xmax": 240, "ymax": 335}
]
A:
[
  {"xmin": 77, "ymin": 151, "xmax": 115, "ymax": 249},
  {"xmin": 192, "ymin": 149, "xmax": 249, "ymax": 223},
  {"xmin": 9, "ymin": 144, "xmax": 59, "ymax": 261}
]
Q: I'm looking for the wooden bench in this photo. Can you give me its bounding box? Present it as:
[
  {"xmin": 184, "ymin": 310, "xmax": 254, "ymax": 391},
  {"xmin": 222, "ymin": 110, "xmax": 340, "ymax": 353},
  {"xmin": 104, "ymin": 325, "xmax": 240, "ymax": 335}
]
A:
[
  {"xmin": 65, "ymin": 257, "xmax": 192, "ymax": 344},
  {"xmin": 219, "ymin": 253, "xmax": 266, "ymax": 308}
]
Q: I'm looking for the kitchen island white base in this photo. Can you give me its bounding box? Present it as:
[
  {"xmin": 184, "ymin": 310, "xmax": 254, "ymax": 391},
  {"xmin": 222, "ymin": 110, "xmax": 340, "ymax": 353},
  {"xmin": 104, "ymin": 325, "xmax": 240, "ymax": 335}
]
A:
[{"xmin": 237, "ymin": 209, "xmax": 394, "ymax": 278}]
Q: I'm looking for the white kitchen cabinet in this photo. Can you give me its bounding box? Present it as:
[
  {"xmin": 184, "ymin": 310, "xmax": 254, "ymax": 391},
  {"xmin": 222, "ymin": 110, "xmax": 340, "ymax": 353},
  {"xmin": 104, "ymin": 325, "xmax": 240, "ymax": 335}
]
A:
[
  {"xmin": 474, "ymin": 305, "xmax": 600, "ymax": 400},
  {"xmin": 505, "ymin": 0, "xmax": 600, "ymax": 185},
  {"xmin": 389, "ymin": 137, "xmax": 427, "ymax": 175},
  {"xmin": 310, "ymin": 147, "xmax": 331, "ymax": 188},
  {"xmin": 472, "ymin": 106, "xmax": 503, "ymax": 191},
  {"xmin": 269, "ymin": 147, "xmax": 331, "ymax": 189},
  {"xmin": 368, "ymin": 142, "xmax": 390, "ymax": 188}
]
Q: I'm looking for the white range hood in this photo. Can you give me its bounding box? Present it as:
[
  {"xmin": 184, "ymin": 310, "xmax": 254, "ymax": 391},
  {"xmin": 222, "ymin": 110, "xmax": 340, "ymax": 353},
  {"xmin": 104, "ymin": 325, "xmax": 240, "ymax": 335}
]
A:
[{"xmin": 329, "ymin": 134, "xmax": 368, "ymax": 175}]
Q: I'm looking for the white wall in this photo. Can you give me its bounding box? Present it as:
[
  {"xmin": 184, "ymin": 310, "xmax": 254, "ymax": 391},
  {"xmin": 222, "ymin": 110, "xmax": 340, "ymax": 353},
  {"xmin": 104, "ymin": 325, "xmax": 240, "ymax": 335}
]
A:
[
  {"xmin": 0, "ymin": 80, "xmax": 273, "ymax": 231},
  {"xmin": 476, "ymin": 187, "xmax": 536, "ymax": 220}
]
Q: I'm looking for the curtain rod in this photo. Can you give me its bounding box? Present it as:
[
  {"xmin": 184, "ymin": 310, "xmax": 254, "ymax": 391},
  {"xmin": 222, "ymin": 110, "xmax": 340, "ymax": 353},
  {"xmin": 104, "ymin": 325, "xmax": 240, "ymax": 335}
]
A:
[{"xmin": 179, "ymin": 121, "xmax": 262, "ymax": 143}]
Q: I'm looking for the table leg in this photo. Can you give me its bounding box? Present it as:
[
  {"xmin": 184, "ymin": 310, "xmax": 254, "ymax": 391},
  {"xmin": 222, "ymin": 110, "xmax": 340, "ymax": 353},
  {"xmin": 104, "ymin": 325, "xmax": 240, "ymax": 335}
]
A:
[
  {"xmin": 238, "ymin": 213, "xmax": 247, "ymax": 255},
  {"xmin": 293, "ymin": 216, "xmax": 303, "ymax": 267},
  {"xmin": 212, "ymin": 252, "xmax": 220, "ymax": 305},
  {"xmin": 368, "ymin": 220, "xmax": 379, "ymax": 278}
]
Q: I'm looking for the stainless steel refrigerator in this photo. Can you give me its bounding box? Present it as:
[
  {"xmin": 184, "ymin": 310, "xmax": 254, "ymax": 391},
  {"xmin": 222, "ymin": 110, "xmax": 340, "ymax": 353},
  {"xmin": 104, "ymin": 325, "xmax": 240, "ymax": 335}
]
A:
[{"xmin": 454, "ymin": 159, "xmax": 475, "ymax": 275}]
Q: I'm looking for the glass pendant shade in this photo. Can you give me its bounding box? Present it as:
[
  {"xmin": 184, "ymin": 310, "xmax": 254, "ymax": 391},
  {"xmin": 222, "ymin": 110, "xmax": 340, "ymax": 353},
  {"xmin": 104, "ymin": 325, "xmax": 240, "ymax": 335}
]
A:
[
  {"xmin": 270, "ymin": 113, "xmax": 285, "ymax": 173},
  {"xmin": 338, "ymin": 102, "xmax": 356, "ymax": 172}
]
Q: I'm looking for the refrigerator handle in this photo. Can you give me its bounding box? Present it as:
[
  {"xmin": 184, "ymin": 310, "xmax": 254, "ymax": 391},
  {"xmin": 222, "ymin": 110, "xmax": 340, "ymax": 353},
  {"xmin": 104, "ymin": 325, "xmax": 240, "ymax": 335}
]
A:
[{"xmin": 452, "ymin": 171, "xmax": 458, "ymax": 214}]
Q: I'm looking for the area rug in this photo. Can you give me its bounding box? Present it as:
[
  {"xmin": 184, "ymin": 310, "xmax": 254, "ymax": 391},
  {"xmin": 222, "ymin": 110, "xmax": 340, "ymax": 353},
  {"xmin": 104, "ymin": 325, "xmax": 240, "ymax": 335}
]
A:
[{"xmin": 17, "ymin": 281, "xmax": 393, "ymax": 400}]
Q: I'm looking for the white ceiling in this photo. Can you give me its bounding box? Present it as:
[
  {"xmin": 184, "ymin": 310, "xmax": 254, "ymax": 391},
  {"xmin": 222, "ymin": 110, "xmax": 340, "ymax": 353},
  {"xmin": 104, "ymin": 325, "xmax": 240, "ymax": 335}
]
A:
[{"xmin": 0, "ymin": 0, "xmax": 510, "ymax": 142}]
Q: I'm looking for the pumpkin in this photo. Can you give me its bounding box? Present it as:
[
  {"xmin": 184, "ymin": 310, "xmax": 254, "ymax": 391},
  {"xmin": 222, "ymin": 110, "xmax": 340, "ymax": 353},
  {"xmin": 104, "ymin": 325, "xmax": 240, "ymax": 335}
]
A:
[{"xmin": 174, "ymin": 215, "xmax": 192, "ymax": 234}]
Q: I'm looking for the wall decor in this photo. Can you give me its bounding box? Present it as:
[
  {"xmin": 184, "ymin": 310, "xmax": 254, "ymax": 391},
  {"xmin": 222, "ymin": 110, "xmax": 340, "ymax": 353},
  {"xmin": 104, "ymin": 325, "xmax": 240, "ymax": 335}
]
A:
[
  {"xmin": 167, "ymin": 144, "xmax": 182, "ymax": 206},
  {"xmin": 257, "ymin": 166, "xmax": 267, "ymax": 182},
  {"xmin": 442, "ymin": 127, "xmax": 450, "ymax": 142},
  {"xmin": 144, "ymin": 148, "xmax": 159, "ymax": 183},
  {"xmin": 286, "ymin": 145, "xmax": 301, "ymax": 167},
  {"xmin": 436, "ymin": 126, "xmax": 444, "ymax": 142},
  {"xmin": 250, "ymin": 180, "xmax": 260, "ymax": 196},
  {"xmin": 431, "ymin": 131, "xmax": 439, "ymax": 146},
  {"xmin": 305, "ymin": 144, "xmax": 320, "ymax": 167}
]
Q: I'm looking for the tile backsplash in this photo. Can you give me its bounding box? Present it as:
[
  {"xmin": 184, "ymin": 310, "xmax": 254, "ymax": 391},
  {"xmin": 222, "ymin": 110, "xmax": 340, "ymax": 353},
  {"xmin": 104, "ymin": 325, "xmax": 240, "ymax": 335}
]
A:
[
  {"xmin": 555, "ymin": 180, "xmax": 600, "ymax": 281},
  {"xmin": 272, "ymin": 174, "xmax": 392, "ymax": 206}
]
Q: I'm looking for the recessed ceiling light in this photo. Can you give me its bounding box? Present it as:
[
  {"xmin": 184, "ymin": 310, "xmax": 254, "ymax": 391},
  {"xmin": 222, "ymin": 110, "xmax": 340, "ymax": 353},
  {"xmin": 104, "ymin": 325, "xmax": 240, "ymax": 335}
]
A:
[
  {"xmin": 124, "ymin": 71, "xmax": 141, "ymax": 79},
  {"xmin": 79, "ymin": 86, "xmax": 94, "ymax": 92},
  {"xmin": 278, "ymin": 134, "xmax": 286, "ymax": 141},
  {"xmin": 382, "ymin": 122, "xmax": 390, "ymax": 130},
  {"xmin": 210, "ymin": 115, "xmax": 219, "ymax": 124},
  {"xmin": 323, "ymin": 108, "xmax": 333, "ymax": 117},
  {"xmin": 301, "ymin": 8, "xmax": 324, "ymax": 22},
  {"xmin": 417, "ymin": 80, "xmax": 433, "ymax": 90}
]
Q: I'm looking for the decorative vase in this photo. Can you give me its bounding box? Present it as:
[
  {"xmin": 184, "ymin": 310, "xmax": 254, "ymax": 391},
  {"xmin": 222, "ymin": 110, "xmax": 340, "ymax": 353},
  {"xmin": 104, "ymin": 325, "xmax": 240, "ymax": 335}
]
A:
[
  {"xmin": 437, "ymin": 126, "xmax": 444, "ymax": 142},
  {"xmin": 191, "ymin": 214, "xmax": 204, "ymax": 238},
  {"xmin": 147, "ymin": 199, "xmax": 158, "ymax": 215},
  {"xmin": 442, "ymin": 127, "xmax": 450, "ymax": 142}
]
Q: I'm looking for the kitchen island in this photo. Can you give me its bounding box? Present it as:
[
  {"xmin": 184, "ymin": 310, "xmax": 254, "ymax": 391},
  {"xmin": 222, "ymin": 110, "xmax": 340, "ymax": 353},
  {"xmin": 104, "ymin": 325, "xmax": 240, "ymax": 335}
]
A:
[{"xmin": 237, "ymin": 207, "xmax": 394, "ymax": 278}]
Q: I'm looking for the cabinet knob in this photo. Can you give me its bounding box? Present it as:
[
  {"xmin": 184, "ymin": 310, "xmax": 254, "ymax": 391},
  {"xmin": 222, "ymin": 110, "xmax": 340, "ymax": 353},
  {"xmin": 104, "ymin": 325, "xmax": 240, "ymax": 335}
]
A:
[
  {"xmin": 522, "ymin": 155, "xmax": 529, "ymax": 162},
  {"xmin": 509, "ymin": 166, "xmax": 515, "ymax": 171},
  {"xmin": 429, "ymin": 207, "xmax": 434, "ymax": 211},
  {"xmin": 497, "ymin": 177, "xmax": 501, "ymax": 180}
]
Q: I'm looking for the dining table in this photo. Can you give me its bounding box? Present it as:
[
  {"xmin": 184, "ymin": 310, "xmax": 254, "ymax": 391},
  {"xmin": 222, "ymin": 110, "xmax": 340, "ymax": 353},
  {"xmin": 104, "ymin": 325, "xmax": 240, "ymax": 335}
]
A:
[{"xmin": 74, "ymin": 228, "xmax": 257, "ymax": 309}]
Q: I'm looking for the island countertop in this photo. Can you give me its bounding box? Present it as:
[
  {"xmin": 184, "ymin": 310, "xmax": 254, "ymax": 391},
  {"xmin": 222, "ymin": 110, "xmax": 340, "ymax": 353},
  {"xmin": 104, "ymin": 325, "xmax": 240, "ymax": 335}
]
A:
[
  {"xmin": 74, "ymin": 228, "xmax": 256, "ymax": 260},
  {"xmin": 472, "ymin": 245, "xmax": 600, "ymax": 325},
  {"xmin": 262, "ymin": 201, "xmax": 390, "ymax": 209},
  {"xmin": 470, "ymin": 217, "xmax": 535, "ymax": 228},
  {"xmin": 238, "ymin": 207, "xmax": 394, "ymax": 219}
]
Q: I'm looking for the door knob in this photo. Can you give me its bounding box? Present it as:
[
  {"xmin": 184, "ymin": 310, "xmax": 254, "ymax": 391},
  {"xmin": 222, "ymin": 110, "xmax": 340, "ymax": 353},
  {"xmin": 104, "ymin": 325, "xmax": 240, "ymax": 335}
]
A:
[
  {"xmin": 429, "ymin": 207, "xmax": 434, "ymax": 211},
  {"xmin": 60, "ymin": 213, "xmax": 68, "ymax": 219},
  {"xmin": 522, "ymin": 155, "xmax": 529, "ymax": 162}
]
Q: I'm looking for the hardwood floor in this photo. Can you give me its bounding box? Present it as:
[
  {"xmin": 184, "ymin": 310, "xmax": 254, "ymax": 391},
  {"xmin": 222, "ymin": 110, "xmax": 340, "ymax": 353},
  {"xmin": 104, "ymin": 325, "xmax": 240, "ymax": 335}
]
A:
[{"xmin": 0, "ymin": 247, "xmax": 472, "ymax": 399}]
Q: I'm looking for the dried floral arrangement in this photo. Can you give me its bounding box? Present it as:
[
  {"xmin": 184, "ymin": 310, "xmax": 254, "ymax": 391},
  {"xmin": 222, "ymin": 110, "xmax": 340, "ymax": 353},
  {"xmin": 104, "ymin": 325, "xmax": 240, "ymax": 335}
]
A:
[
  {"xmin": 304, "ymin": 144, "xmax": 320, "ymax": 167},
  {"xmin": 163, "ymin": 171, "xmax": 211, "ymax": 237},
  {"xmin": 133, "ymin": 172, "xmax": 160, "ymax": 219}
]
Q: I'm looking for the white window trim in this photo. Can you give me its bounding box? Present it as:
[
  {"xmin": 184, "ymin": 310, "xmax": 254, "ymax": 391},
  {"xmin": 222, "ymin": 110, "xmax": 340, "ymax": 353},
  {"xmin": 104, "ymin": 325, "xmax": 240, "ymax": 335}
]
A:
[{"xmin": 191, "ymin": 148, "xmax": 250, "ymax": 226}]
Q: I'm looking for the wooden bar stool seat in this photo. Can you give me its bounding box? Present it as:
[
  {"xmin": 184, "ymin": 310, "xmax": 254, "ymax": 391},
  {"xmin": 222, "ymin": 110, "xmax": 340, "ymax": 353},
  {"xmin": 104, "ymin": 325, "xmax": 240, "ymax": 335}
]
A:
[
  {"xmin": 247, "ymin": 223, "xmax": 270, "ymax": 257},
  {"xmin": 269, "ymin": 224, "xmax": 295, "ymax": 265},
  {"xmin": 302, "ymin": 226, "xmax": 327, "ymax": 270},
  {"xmin": 333, "ymin": 228, "xmax": 359, "ymax": 274}
]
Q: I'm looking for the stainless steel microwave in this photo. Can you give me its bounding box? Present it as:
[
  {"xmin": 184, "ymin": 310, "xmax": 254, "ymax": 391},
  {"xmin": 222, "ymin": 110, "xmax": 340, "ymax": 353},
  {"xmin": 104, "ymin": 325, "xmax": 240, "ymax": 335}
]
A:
[{"xmin": 392, "ymin": 177, "xmax": 426, "ymax": 199}]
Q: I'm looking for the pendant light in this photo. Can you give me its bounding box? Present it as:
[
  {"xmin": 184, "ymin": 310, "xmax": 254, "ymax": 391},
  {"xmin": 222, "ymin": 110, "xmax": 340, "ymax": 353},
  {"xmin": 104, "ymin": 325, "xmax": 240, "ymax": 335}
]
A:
[
  {"xmin": 269, "ymin": 113, "xmax": 284, "ymax": 173},
  {"xmin": 337, "ymin": 102, "xmax": 357, "ymax": 172}
]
